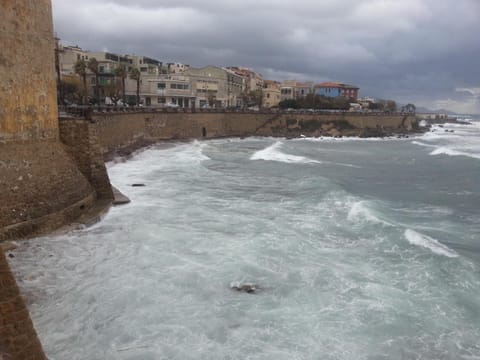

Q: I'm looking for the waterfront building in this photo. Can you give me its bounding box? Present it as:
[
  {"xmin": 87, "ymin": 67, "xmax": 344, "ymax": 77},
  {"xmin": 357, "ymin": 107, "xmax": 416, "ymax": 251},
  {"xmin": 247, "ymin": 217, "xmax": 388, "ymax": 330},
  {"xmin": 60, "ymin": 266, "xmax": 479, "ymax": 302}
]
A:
[
  {"xmin": 127, "ymin": 55, "xmax": 162, "ymax": 75},
  {"xmin": 263, "ymin": 80, "xmax": 281, "ymax": 108},
  {"xmin": 416, "ymin": 113, "xmax": 449, "ymax": 120},
  {"xmin": 130, "ymin": 73, "xmax": 195, "ymax": 107},
  {"xmin": 280, "ymin": 80, "xmax": 314, "ymax": 101},
  {"xmin": 280, "ymin": 80, "xmax": 296, "ymax": 101},
  {"xmin": 127, "ymin": 65, "xmax": 243, "ymax": 109},
  {"xmin": 56, "ymin": 44, "xmax": 90, "ymax": 78},
  {"xmin": 57, "ymin": 43, "xmax": 135, "ymax": 101},
  {"xmin": 166, "ymin": 62, "xmax": 191, "ymax": 74},
  {"xmin": 226, "ymin": 67, "xmax": 264, "ymax": 93},
  {"xmin": 357, "ymin": 96, "xmax": 376, "ymax": 110},
  {"xmin": 86, "ymin": 51, "xmax": 133, "ymax": 99},
  {"xmin": 315, "ymin": 82, "xmax": 359, "ymax": 100},
  {"xmin": 224, "ymin": 68, "xmax": 246, "ymax": 108},
  {"xmin": 183, "ymin": 66, "xmax": 226, "ymax": 109},
  {"xmin": 184, "ymin": 66, "xmax": 244, "ymax": 108},
  {"xmin": 295, "ymin": 81, "xmax": 314, "ymax": 99}
]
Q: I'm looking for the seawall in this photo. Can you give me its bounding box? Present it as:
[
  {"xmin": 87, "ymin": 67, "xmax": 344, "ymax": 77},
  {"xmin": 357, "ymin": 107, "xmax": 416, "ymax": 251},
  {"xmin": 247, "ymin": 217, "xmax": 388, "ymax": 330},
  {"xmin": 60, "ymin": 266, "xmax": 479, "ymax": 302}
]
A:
[{"xmin": 86, "ymin": 111, "xmax": 417, "ymax": 157}]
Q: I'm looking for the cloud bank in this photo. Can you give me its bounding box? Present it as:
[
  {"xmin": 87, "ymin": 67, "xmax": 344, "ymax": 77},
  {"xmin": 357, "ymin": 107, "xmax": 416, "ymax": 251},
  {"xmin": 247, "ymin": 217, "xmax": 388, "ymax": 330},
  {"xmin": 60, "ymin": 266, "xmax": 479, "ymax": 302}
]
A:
[{"xmin": 52, "ymin": 0, "xmax": 480, "ymax": 113}]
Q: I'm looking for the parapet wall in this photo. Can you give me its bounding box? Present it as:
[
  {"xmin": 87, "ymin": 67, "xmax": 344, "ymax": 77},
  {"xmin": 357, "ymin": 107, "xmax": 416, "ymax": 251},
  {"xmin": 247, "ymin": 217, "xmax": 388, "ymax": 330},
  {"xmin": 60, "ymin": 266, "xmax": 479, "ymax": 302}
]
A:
[{"xmin": 93, "ymin": 114, "xmax": 147, "ymax": 156}]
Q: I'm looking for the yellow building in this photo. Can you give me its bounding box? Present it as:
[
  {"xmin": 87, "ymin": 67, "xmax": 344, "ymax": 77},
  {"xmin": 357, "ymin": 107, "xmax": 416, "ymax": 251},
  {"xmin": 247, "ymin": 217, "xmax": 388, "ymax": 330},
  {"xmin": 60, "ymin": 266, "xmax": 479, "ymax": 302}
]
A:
[{"xmin": 263, "ymin": 80, "xmax": 281, "ymax": 108}]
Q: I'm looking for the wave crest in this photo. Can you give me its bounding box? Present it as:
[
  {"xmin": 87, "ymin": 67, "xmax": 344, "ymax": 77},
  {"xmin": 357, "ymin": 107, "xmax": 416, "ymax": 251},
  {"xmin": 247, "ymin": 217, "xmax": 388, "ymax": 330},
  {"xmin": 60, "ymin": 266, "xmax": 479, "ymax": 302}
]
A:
[
  {"xmin": 429, "ymin": 147, "xmax": 480, "ymax": 159},
  {"xmin": 347, "ymin": 201, "xmax": 390, "ymax": 226},
  {"xmin": 404, "ymin": 229, "xmax": 458, "ymax": 258},
  {"xmin": 250, "ymin": 142, "xmax": 321, "ymax": 164}
]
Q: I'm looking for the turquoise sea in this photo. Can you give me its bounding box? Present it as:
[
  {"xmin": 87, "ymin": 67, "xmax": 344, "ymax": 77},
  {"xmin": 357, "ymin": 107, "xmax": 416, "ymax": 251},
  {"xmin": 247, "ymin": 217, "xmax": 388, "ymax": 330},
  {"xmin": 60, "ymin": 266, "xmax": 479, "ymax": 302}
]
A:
[{"xmin": 9, "ymin": 116, "xmax": 480, "ymax": 359}]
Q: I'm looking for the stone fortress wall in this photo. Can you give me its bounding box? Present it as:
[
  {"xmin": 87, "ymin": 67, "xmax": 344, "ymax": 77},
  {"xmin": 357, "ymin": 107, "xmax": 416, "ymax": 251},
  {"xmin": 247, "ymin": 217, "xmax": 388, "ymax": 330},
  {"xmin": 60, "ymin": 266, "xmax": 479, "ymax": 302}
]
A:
[
  {"xmin": 0, "ymin": 0, "xmax": 106, "ymax": 241},
  {"xmin": 0, "ymin": 1, "xmax": 107, "ymax": 359},
  {"xmin": 0, "ymin": 0, "xmax": 58, "ymax": 142}
]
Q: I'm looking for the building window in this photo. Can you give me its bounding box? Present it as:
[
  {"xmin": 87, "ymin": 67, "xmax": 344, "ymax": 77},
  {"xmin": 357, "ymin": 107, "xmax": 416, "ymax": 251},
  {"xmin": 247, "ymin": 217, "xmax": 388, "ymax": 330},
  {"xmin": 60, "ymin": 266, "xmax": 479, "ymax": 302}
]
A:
[
  {"xmin": 170, "ymin": 83, "xmax": 188, "ymax": 90},
  {"xmin": 140, "ymin": 67, "xmax": 148, "ymax": 72},
  {"xmin": 157, "ymin": 83, "xmax": 166, "ymax": 89},
  {"xmin": 157, "ymin": 97, "xmax": 165, "ymax": 103}
]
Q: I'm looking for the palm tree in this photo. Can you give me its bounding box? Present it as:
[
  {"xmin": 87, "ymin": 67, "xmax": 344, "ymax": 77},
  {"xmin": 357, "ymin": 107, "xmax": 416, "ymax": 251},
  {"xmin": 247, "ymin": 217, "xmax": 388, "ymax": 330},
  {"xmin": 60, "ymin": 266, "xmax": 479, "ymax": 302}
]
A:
[
  {"xmin": 87, "ymin": 58, "xmax": 99, "ymax": 104},
  {"xmin": 129, "ymin": 68, "xmax": 141, "ymax": 106},
  {"xmin": 114, "ymin": 64, "xmax": 128, "ymax": 105},
  {"xmin": 403, "ymin": 103, "xmax": 416, "ymax": 114},
  {"xmin": 74, "ymin": 59, "xmax": 87, "ymax": 104}
]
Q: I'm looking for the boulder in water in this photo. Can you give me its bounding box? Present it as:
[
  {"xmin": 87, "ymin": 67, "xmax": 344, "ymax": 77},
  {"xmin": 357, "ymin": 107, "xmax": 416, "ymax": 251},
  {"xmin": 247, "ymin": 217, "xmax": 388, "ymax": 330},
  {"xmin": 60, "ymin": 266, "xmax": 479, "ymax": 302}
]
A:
[{"xmin": 231, "ymin": 282, "xmax": 258, "ymax": 294}]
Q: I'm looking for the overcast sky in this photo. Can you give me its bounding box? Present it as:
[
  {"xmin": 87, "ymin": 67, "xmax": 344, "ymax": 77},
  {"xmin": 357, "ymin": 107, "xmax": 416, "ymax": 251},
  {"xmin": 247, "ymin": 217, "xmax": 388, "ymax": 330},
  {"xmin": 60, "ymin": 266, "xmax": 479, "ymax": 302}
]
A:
[{"xmin": 52, "ymin": 0, "xmax": 480, "ymax": 113}]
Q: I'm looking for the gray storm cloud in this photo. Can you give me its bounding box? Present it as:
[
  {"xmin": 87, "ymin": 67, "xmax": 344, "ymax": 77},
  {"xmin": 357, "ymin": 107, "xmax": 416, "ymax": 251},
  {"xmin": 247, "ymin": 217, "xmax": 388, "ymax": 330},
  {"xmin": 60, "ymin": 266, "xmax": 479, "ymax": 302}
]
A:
[{"xmin": 52, "ymin": 0, "xmax": 480, "ymax": 113}]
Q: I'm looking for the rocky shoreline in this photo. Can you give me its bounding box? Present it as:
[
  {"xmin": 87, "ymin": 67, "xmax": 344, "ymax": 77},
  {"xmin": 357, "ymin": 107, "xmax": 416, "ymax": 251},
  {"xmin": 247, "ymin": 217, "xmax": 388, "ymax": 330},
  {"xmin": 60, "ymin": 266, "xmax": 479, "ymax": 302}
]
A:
[{"xmin": 280, "ymin": 120, "xmax": 426, "ymax": 139}]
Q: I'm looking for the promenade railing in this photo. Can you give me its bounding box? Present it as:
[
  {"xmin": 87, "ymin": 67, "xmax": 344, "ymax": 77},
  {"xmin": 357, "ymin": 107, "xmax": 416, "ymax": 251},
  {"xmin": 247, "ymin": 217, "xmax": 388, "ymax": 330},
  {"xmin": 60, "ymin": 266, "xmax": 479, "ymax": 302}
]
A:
[{"xmin": 58, "ymin": 105, "xmax": 414, "ymax": 119}]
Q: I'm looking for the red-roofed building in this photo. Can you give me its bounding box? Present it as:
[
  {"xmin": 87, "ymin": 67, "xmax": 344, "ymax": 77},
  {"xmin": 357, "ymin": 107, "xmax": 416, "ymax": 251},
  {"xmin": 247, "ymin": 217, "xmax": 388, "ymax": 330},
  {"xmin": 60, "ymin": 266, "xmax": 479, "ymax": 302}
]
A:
[{"xmin": 314, "ymin": 82, "xmax": 359, "ymax": 100}]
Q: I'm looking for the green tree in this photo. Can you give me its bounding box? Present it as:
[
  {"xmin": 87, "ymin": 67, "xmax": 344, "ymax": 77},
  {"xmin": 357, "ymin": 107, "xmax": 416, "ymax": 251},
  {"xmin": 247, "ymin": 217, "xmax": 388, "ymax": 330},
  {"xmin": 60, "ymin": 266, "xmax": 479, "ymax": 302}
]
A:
[
  {"xmin": 129, "ymin": 68, "xmax": 141, "ymax": 106},
  {"xmin": 114, "ymin": 64, "xmax": 128, "ymax": 105},
  {"xmin": 332, "ymin": 96, "xmax": 350, "ymax": 110},
  {"xmin": 104, "ymin": 79, "xmax": 121, "ymax": 105},
  {"xmin": 369, "ymin": 101, "xmax": 385, "ymax": 111},
  {"xmin": 74, "ymin": 59, "xmax": 88, "ymax": 104},
  {"xmin": 279, "ymin": 99, "xmax": 300, "ymax": 109},
  {"xmin": 302, "ymin": 93, "xmax": 318, "ymax": 108},
  {"xmin": 402, "ymin": 103, "xmax": 416, "ymax": 113},
  {"xmin": 87, "ymin": 58, "xmax": 100, "ymax": 104},
  {"xmin": 59, "ymin": 77, "xmax": 82, "ymax": 105},
  {"xmin": 385, "ymin": 100, "xmax": 397, "ymax": 113}
]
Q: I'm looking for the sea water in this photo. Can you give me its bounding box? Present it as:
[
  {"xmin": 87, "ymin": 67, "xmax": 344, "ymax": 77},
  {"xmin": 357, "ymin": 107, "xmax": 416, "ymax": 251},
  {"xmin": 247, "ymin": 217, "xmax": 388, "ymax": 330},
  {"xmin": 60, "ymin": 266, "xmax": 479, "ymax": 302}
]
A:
[{"xmin": 8, "ymin": 116, "xmax": 480, "ymax": 360}]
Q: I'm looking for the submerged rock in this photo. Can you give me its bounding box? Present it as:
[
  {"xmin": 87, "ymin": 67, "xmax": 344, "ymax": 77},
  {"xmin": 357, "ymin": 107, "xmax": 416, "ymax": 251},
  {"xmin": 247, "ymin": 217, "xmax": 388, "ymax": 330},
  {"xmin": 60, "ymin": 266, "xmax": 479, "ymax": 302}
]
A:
[{"xmin": 231, "ymin": 282, "xmax": 258, "ymax": 294}]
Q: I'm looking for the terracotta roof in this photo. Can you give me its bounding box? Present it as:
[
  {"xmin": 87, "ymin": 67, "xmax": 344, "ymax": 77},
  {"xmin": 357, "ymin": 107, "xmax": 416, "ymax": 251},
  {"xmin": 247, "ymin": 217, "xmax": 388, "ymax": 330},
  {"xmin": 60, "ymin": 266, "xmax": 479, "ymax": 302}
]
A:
[{"xmin": 315, "ymin": 82, "xmax": 359, "ymax": 89}]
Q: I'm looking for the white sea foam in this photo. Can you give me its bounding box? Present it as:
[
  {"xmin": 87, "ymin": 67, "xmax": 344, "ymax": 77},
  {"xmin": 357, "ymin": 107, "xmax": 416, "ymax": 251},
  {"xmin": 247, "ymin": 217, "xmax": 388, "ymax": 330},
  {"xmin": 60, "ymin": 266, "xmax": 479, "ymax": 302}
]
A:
[
  {"xmin": 429, "ymin": 147, "xmax": 480, "ymax": 159},
  {"xmin": 404, "ymin": 229, "xmax": 458, "ymax": 258},
  {"xmin": 411, "ymin": 140, "xmax": 436, "ymax": 148},
  {"xmin": 413, "ymin": 127, "xmax": 480, "ymax": 160},
  {"xmin": 250, "ymin": 141, "xmax": 321, "ymax": 164},
  {"xmin": 296, "ymin": 136, "xmax": 393, "ymax": 142},
  {"xmin": 347, "ymin": 201, "xmax": 390, "ymax": 226},
  {"xmin": 177, "ymin": 140, "xmax": 210, "ymax": 162},
  {"xmin": 9, "ymin": 135, "xmax": 480, "ymax": 360}
]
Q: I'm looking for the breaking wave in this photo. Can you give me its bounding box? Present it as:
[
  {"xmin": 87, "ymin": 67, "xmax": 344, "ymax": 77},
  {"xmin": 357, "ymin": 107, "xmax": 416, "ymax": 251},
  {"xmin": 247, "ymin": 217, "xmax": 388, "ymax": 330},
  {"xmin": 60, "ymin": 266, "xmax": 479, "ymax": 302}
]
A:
[
  {"xmin": 250, "ymin": 141, "xmax": 321, "ymax": 164},
  {"xmin": 347, "ymin": 201, "xmax": 391, "ymax": 226},
  {"xmin": 429, "ymin": 147, "xmax": 480, "ymax": 159},
  {"xmin": 413, "ymin": 121, "xmax": 480, "ymax": 160},
  {"xmin": 404, "ymin": 229, "xmax": 458, "ymax": 258}
]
